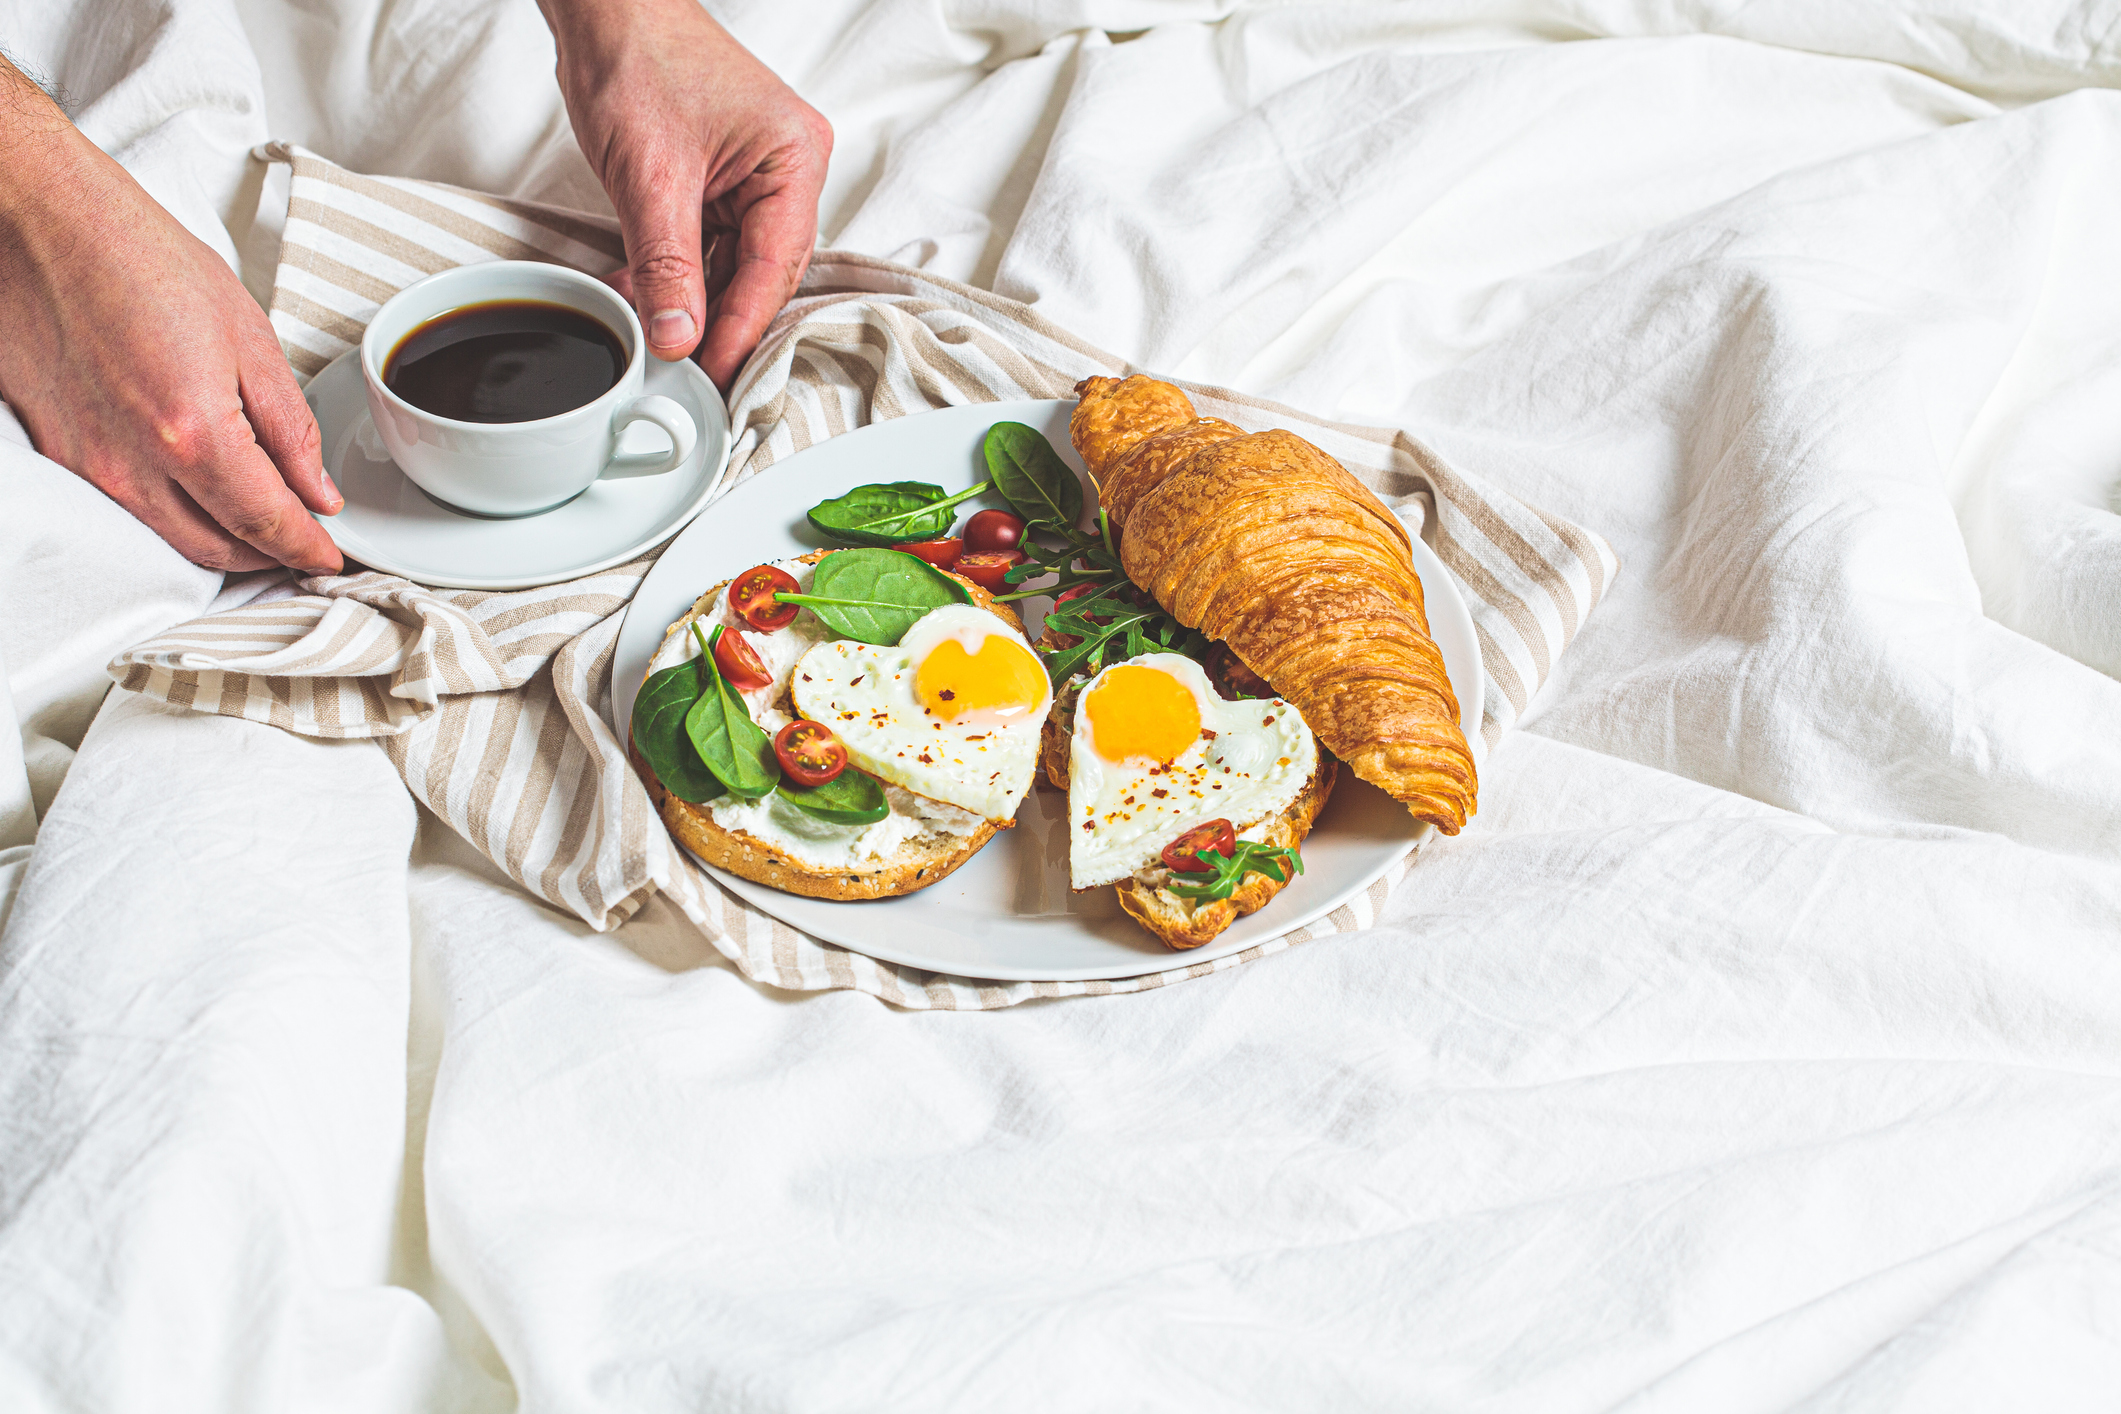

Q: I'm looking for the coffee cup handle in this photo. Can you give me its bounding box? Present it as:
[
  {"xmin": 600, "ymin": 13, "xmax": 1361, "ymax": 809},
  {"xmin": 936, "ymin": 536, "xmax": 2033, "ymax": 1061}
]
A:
[{"xmin": 602, "ymin": 395, "xmax": 698, "ymax": 479}]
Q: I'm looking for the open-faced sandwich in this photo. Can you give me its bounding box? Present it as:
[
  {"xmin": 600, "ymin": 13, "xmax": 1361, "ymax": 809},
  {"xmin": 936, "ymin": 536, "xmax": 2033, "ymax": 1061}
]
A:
[
  {"xmin": 630, "ymin": 546, "xmax": 1049, "ymax": 900},
  {"xmin": 1039, "ymin": 649, "xmax": 1338, "ymax": 950}
]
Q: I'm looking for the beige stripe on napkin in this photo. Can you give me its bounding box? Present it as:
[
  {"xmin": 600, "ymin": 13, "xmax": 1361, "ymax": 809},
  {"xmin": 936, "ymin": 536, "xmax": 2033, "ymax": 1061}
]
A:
[{"xmin": 111, "ymin": 144, "xmax": 1617, "ymax": 1010}]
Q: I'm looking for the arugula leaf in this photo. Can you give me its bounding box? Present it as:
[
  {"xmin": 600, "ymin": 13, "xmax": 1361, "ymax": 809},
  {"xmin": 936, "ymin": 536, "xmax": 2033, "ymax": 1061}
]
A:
[
  {"xmin": 807, "ymin": 479, "xmax": 991, "ymax": 547},
  {"xmin": 1166, "ymin": 840, "xmax": 1305, "ymax": 902},
  {"xmin": 775, "ymin": 547, "xmax": 969, "ymax": 644},
  {"xmin": 984, "ymin": 422, "xmax": 1084, "ymax": 532},
  {"xmin": 1037, "ymin": 581, "xmax": 1212, "ymax": 686},
  {"xmin": 777, "ymin": 768, "xmax": 889, "ymax": 826},
  {"xmin": 682, "ymin": 624, "xmax": 780, "ymax": 800},
  {"xmin": 630, "ymin": 656, "xmax": 726, "ymax": 804}
]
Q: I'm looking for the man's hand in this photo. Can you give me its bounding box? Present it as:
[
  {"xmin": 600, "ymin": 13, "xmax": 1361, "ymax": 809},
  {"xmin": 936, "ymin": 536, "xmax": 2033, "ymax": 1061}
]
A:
[
  {"xmin": 0, "ymin": 56, "xmax": 343, "ymax": 576},
  {"xmin": 539, "ymin": 0, "xmax": 831, "ymax": 391}
]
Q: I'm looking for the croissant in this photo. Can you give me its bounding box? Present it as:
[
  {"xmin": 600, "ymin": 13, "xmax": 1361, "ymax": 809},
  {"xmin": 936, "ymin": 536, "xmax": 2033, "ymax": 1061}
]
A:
[{"xmin": 1070, "ymin": 375, "xmax": 1477, "ymax": 833}]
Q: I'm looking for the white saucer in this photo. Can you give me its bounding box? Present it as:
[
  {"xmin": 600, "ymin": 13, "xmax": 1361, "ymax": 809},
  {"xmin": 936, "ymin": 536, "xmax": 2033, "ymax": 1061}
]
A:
[
  {"xmin": 610, "ymin": 399, "xmax": 1484, "ymax": 983},
  {"xmin": 302, "ymin": 349, "xmax": 732, "ymax": 590}
]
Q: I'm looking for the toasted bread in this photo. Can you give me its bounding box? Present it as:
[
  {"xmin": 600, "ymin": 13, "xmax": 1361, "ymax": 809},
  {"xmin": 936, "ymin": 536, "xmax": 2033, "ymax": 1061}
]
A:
[
  {"xmin": 1038, "ymin": 695, "xmax": 1338, "ymax": 949},
  {"xmin": 632, "ymin": 551, "xmax": 1025, "ymax": 900},
  {"xmin": 635, "ymin": 740, "xmax": 1001, "ymax": 900},
  {"xmin": 1115, "ymin": 754, "xmax": 1336, "ymax": 948}
]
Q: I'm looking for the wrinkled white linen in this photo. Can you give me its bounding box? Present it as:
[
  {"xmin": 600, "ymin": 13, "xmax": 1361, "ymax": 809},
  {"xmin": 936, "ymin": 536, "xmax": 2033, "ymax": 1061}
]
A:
[{"xmin": 5, "ymin": 2, "xmax": 2121, "ymax": 1410}]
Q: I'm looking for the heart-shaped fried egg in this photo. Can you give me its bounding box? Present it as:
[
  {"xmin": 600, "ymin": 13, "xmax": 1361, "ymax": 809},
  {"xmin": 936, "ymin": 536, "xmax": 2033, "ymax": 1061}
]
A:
[
  {"xmin": 791, "ymin": 603, "xmax": 1050, "ymax": 822},
  {"xmin": 1067, "ymin": 653, "xmax": 1316, "ymax": 888}
]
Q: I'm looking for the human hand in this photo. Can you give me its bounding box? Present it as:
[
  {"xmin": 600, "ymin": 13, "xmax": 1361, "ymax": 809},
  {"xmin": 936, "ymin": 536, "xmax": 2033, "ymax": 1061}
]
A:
[
  {"xmin": 0, "ymin": 57, "xmax": 343, "ymax": 575},
  {"xmin": 539, "ymin": 0, "xmax": 831, "ymax": 390}
]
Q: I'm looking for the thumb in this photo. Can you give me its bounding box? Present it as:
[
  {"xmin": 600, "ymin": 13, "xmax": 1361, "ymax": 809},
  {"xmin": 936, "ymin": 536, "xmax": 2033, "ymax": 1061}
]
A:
[{"xmin": 615, "ymin": 168, "xmax": 706, "ymax": 361}]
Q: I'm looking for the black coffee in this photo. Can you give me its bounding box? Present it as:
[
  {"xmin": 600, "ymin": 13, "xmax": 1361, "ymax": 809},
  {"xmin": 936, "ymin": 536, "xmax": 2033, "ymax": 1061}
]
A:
[{"xmin": 384, "ymin": 300, "xmax": 627, "ymax": 423}]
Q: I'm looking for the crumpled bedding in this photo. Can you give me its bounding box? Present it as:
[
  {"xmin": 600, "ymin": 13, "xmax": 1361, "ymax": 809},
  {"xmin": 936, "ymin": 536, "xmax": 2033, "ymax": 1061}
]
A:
[{"xmin": 5, "ymin": 2, "xmax": 2121, "ymax": 1409}]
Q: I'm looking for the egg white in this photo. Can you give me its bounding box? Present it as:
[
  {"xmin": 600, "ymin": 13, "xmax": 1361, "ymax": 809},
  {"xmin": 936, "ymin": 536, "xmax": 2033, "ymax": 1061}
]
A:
[
  {"xmin": 790, "ymin": 603, "xmax": 1049, "ymax": 822},
  {"xmin": 1067, "ymin": 653, "xmax": 1316, "ymax": 890}
]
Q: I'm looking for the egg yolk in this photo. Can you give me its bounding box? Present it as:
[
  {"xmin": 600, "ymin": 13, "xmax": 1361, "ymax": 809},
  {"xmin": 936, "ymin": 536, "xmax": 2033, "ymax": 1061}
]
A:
[
  {"xmin": 1085, "ymin": 665, "xmax": 1201, "ymax": 763},
  {"xmin": 915, "ymin": 634, "xmax": 1048, "ymax": 719}
]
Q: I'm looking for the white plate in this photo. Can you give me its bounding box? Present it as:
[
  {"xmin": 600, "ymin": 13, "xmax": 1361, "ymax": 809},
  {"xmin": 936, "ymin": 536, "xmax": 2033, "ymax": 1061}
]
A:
[
  {"xmin": 302, "ymin": 349, "xmax": 732, "ymax": 590},
  {"xmin": 611, "ymin": 399, "xmax": 1484, "ymax": 983}
]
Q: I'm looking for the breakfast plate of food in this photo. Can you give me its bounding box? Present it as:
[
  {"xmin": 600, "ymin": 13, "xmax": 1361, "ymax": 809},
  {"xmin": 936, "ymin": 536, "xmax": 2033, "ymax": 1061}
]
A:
[{"xmin": 609, "ymin": 376, "xmax": 1482, "ymax": 982}]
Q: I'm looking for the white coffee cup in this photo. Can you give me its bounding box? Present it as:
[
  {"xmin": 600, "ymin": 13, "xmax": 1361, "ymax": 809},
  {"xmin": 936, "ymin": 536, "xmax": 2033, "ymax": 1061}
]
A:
[{"xmin": 359, "ymin": 261, "xmax": 699, "ymax": 518}]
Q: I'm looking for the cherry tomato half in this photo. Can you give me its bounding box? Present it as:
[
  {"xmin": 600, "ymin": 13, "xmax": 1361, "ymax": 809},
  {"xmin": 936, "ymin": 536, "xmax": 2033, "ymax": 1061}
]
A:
[
  {"xmin": 900, "ymin": 538, "xmax": 962, "ymax": 570},
  {"xmin": 1161, "ymin": 819, "xmax": 1238, "ymax": 874},
  {"xmin": 964, "ymin": 508, "xmax": 1027, "ymax": 554},
  {"xmin": 774, "ymin": 720, "xmax": 848, "ymax": 787},
  {"xmin": 728, "ymin": 564, "xmax": 799, "ymax": 631},
  {"xmin": 1205, "ymin": 643, "xmax": 1274, "ymax": 701},
  {"xmin": 953, "ymin": 550, "xmax": 1023, "ymax": 593},
  {"xmin": 1055, "ymin": 581, "xmax": 1118, "ymax": 625},
  {"xmin": 712, "ymin": 626, "xmax": 774, "ymax": 692}
]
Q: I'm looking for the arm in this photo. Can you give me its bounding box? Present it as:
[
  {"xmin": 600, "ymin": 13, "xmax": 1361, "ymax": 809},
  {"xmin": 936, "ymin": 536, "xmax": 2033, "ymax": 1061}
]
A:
[
  {"xmin": 0, "ymin": 54, "xmax": 342, "ymax": 575},
  {"xmin": 535, "ymin": 0, "xmax": 832, "ymax": 390}
]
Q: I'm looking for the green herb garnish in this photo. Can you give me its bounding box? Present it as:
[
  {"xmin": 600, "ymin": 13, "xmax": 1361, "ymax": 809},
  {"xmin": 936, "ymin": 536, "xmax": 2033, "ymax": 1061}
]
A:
[
  {"xmin": 682, "ymin": 624, "xmax": 780, "ymax": 799},
  {"xmin": 1035, "ymin": 580, "xmax": 1212, "ymax": 686},
  {"xmin": 1166, "ymin": 840, "xmax": 1305, "ymax": 903},
  {"xmin": 806, "ymin": 479, "xmax": 992, "ymax": 546},
  {"xmin": 777, "ymin": 768, "xmax": 890, "ymax": 825},
  {"xmin": 631, "ymin": 656, "xmax": 726, "ymax": 804},
  {"xmin": 774, "ymin": 547, "xmax": 969, "ymax": 644}
]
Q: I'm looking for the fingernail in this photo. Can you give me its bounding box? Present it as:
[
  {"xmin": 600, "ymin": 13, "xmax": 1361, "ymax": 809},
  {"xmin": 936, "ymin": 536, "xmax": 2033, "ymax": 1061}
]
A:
[
  {"xmin": 650, "ymin": 309, "xmax": 696, "ymax": 348},
  {"xmin": 321, "ymin": 473, "xmax": 343, "ymax": 515}
]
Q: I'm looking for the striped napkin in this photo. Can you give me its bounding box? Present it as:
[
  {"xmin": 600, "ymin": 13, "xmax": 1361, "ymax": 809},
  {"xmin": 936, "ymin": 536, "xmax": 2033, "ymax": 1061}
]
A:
[{"xmin": 109, "ymin": 143, "xmax": 1616, "ymax": 1009}]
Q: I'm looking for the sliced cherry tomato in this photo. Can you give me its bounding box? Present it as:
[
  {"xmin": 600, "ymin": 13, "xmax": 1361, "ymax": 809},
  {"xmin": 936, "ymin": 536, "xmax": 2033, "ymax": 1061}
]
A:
[
  {"xmin": 728, "ymin": 564, "xmax": 799, "ymax": 631},
  {"xmin": 712, "ymin": 626, "xmax": 774, "ymax": 692},
  {"xmin": 901, "ymin": 537, "xmax": 962, "ymax": 570},
  {"xmin": 1206, "ymin": 643, "xmax": 1273, "ymax": 701},
  {"xmin": 774, "ymin": 720, "xmax": 847, "ymax": 787},
  {"xmin": 964, "ymin": 508, "xmax": 1027, "ymax": 554},
  {"xmin": 954, "ymin": 550, "xmax": 1023, "ymax": 592},
  {"xmin": 1055, "ymin": 581, "xmax": 1119, "ymax": 625},
  {"xmin": 1162, "ymin": 819, "xmax": 1238, "ymax": 874}
]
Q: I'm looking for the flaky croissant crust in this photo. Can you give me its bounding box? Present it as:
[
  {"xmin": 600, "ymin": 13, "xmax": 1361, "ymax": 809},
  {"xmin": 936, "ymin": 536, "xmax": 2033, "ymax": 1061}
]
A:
[{"xmin": 1070, "ymin": 375, "xmax": 1477, "ymax": 833}]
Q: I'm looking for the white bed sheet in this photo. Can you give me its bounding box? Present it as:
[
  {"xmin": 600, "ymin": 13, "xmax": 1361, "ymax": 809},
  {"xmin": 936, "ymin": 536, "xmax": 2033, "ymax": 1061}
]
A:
[{"xmin": 5, "ymin": 2, "xmax": 2121, "ymax": 1409}]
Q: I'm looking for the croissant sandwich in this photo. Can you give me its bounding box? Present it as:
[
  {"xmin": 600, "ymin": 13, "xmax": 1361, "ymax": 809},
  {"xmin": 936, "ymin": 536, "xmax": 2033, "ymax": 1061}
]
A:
[{"xmin": 1069, "ymin": 376, "xmax": 1477, "ymax": 833}]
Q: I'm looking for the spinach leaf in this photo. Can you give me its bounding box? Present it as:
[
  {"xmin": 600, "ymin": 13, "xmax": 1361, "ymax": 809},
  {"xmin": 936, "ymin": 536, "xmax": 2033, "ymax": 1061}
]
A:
[
  {"xmin": 682, "ymin": 624, "xmax": 780, "ymax": 800},
  {"xmin": 807, "ymin": 480, "xmax": 991, "ymax": 547},
  {"xmin": 774, "ymin": 547, "xmax": 969, "ymax": 644},
  {"xmin": 778, "ymin": 767, "xmax": 889, "ymax": 826},
  {"xmin": 631, "ymin": 656, "xmax": 726, "ymax": 804},
  {"xmin": 984, "ymin": 422, "xmax": 1083, "ymax": 533},
  {"xmin": 1166, "ymin": 840, "xmax": 1305, "ymax": 902}
]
